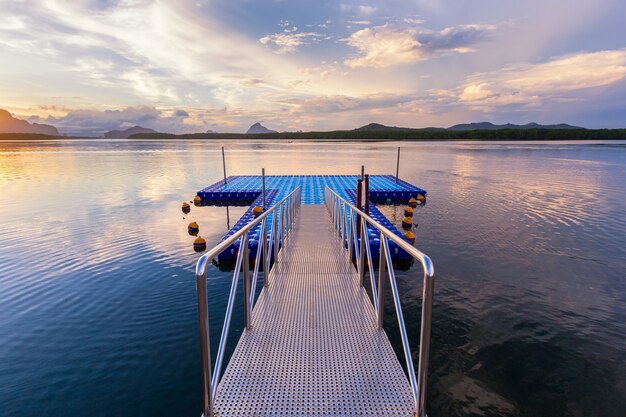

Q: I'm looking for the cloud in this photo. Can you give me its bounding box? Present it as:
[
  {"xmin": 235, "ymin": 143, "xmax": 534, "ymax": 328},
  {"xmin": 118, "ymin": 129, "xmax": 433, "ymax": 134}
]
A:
[
  {"xmin": 357, "ymin": 5, "xmax": 377, "ymax": 16},
  {"xmin": 33, "ymin": 106, "xmax": 161, "ymax": 136},
  {"xmin": 344, "ymin": 23, "xmax": 494, "ymax": 68},
  {"xmin": 2, "ymin": 0, "xmax": 626, "ymax": 130},
  {"xmin": 277, "ymin": 93, "xmax": 416, "ymax": 114},
  {"xmin": 340, "ymin": 4, "xmax": 377, "ymax": 17},
  {"xmin": 0, "ymin": 1, "xmax": 302, "ymax": 108},
  {"xmin": 24, "ymin": 105, "xmax": 296, "ymax": 136},
  {"xmin": 259, "ymin": 31, "xmax": 324, "ymax": 54},
  {"xmin": 457, "ymin": 49, "xmax": 626, "ymax": 108}
]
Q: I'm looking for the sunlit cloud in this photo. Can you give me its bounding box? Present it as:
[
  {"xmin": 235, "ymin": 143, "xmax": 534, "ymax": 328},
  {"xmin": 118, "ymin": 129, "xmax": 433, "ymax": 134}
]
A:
[
  {"xmin": 344, "ymin": 23, "xmax": 495, "ymax": 68},
  {"xmin": 456, "ymin": 49, "xmax": 626, "ymax": 109},
  {"xmin": 259, "ymin": 31, "xmax": 324, "ymax": 54}
]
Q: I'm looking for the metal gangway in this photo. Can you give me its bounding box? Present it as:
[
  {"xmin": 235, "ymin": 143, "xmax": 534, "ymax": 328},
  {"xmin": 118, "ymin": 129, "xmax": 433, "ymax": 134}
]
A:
[{"xmin": 195, "ymin": 186, "xmax": 435, "ymax": 416}]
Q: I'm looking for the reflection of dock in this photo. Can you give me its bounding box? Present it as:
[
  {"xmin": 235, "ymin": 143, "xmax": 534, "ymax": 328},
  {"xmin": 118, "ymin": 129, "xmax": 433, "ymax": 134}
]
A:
[
  {"xmin": 197, "ymin": 175, "xmax": 427, "ymax": 264},
  {"xmin": 194, "ymin": 187, "xmax": 435, "ymax": 417}
]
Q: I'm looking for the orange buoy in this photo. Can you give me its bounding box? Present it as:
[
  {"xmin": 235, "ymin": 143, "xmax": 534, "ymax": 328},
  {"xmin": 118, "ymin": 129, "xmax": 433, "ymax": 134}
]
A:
[
  {"xmin": 252, "ymin": 206, "xmax": 263, "ymax": 217},
  {"xmin": 402, "ymin": 217, "xmax": 413, "ymax": 229},
  {"xmin": 408, "ymin": 198, "xmax": 417, "ymax": 208},
  {"xmin": 193, "ymin": 195, "xmax": 202, "ymax": 206},
  {"xmin": 404, "ymin": 206, "xmax": 414, "ymax": 217},
  {"xmin": 193, "ymin": 236, "xmax": 206, "ymax": 252},
  {"xmin": 182, "ymin": 202, "xmax": 191, "ymax": 213},
  {"xmin": 404, "ymin": 231, "xmax": 416, "ymax": 244},
  {"xmin": 188, "ymin": 221, "xmax": 199, "ymax": 236}
]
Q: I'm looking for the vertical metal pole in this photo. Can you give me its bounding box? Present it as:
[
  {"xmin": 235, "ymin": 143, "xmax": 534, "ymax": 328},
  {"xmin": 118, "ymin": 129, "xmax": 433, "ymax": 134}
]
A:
[
  {"xmin": 356, "ymin": 179, "xmax": 363, "ymax": 237},
  {"xmin": 361, "ymin": 165, "xmax": 364, "ymax": 180},
  {"xmin": 337, "ymin": 200, "xmax": 341, "ymax": 234},
  {"xmin": 262, "ymin": 219, "xmax": 268, "ymax": 287},
  {"xmin": 347, "ymin": 209, "xmax": 354, "ymax": 261},
  {"xmin": 417, "ymin": 273, "xmax": 435, "ymax": 417},
  {"xmin": 289, "ymin": 198, "xmax": 293, "ymax": 230},
  {"xmin": 377, "ymin": 236, "xmax": 387, "ymax": 329},
  {"xmin": 358, "ymin": 217, "xmax": 366, "ymax": 287},
  {"xmin": 195, "ymin": 263, "xmax": 213, "ymax": 417},
  {"xmin": 262, "ymin": 168, "xmax": 266, "ymax": 210},
  {"xmin": 364, "ymin": 174, "xmax": 370, "ymax": 216},
  {"xmin": 342, "ymin": 204, "xmax": 348, "ymax": 247},
  {"xmin": 287, "ymin": 201, "xmax": 290, "ymax": 232},
  {"xmin": 288, "ymin": 197, "xmax": 292, "ymax": 231},
  {"xmin": 273, "ymin": 212, "xmax": 279, "ymax": 265},
  {"xmin": 242, "ymin": 233, "xmax": 251, "ymax": 329},
  {"xmin": 222, "ymin": 146, "xmax": 227, "ymax": 184},
  {"xmin": 336, "ymin": 200, "xmax": 340, "ymax": 232},
  {"xmin": 280, "ymin": 205, "xmax": 285, "ymax": 250},
  {"xmin": 395, "ymin": 146, "xmax": 400, "ymax": 184}
]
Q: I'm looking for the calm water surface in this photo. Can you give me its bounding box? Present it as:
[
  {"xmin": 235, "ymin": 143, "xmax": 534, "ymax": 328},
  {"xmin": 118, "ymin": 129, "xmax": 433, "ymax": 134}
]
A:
[{"xmin": 1, "ymin": 140, "xmax": 625, "ymax": 417}]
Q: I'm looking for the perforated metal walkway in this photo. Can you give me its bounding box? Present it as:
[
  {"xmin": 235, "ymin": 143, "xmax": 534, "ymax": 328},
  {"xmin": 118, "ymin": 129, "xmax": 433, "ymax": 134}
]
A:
[{"xmin": 214, "ymin": 205, "xmax": 414, "ymax": 417}]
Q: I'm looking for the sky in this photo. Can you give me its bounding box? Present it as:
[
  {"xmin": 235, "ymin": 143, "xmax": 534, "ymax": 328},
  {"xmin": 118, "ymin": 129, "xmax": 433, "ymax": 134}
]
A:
[{"xmin": 1, "ymin": 0, "xmax": 625, "ymax": 136}]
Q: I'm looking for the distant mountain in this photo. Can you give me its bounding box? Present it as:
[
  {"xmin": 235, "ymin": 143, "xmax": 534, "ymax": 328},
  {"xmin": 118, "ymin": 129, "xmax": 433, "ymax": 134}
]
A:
[
  {"xmin": 246, "ymin": 122, "xmax": 277, "ymax": 134},
  {"xmin": 448, "ymin": 122, "xmax": 582, "ymax": 131},
  {"xmin": 355, "ymin": 123, "xmax": 410, "ymax": 132},
  {"xmin": 355, "ymin": 123, "xmax": 444, "ymax": 132},
  {"xmin": 104, "ymin": 126, "xmax": 157, "ymax": 139},
  {"xmin": 356, "ymin": 121, "xmax": 582, "ymax": 132},
  {"xmin": 0, "ymin": 108, "xmax": 60, "ymax": 136}
]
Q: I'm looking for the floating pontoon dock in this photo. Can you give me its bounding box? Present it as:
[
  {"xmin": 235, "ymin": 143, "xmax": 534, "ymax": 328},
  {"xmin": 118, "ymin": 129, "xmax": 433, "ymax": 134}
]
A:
[
  {"xmin": 195, "ymin": 185, "xmax": 435, "ymax": 417},
  {"xmin": 197, "ymin": 175, "xmax": 427, "ymax": 264}
]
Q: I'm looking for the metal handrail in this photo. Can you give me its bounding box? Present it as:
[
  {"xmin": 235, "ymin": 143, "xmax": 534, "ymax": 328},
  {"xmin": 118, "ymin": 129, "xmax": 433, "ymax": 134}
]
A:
[
  {"xmin": 324, "ymin": 186, "xmax": 435, "ymax": 417},
  {"xmin": 195, "ymin": 186, "xmax": 302, "ymax": 417}
]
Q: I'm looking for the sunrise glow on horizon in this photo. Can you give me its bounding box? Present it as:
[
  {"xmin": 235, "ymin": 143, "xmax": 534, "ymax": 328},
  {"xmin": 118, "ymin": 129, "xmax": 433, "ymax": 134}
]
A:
[{"xmin": 1, "ymin": 0, "xmax": 626, "ymax": 136}]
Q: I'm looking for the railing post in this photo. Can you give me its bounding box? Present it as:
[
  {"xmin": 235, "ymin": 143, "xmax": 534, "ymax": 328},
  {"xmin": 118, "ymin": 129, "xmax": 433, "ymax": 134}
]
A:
[
  {"xmin": 396, "ymin": 146, "xmax": 400, "ymax": 184},
  {"xmin": 195, "ymin": 260, "xmax": 213, "ymax": 417},
  {"xmin": 347, "ymin": 209, "xmax": 354, "ymax": 261},
  {"xmin": 281, "ymin": 207, "xmax": 285, "ymax": 250},
  {"xmin": 417, "ymin": 272, "xmax": 435, "ymax": 417},
  {"xmin": 262, "ymin": 219, "xmax": 268, "ymax": 287},
  {"xmin": 289, "ymin": 197, "xmax": 293, "ymax": 230},
  {"xmin": 273, "ymin": 212, "xmax": 279, "ymax": 265},
  {"xmin": 364, "ymin": 174, "xmax": 370, "ymax": 216},
  {"xmin": 343, "ymin": 204, "xmax": 349, "ymax": 247},
  {"xmin": 358, "ymin": 217, "xmax": 365, "ymax": 287},
  {"xmin": 340, "ymin": 202, "xmax": 345, "ymax": 243},
  {"xmin": 356, "ymin": 179, "xmax": 363, "ymax": 237},
  {"xmin": 282, "ymin": 203, "xmax": 286, "ymax": 239},
  {"xmin": 332, "ymin": 198, "xmax": 336, "ymax": 231},
  {"xmin": 377, "ymin": 236, "xmax": 387, "ymax": 329},
  {"xmin": 287, "ymin": 198, "xmax": 291, "ymax": 232},
  {"xmin": 221, "ymin": 146, "xmax": 227, "ymax": 185},
  {"xmin": 242, "ymin": 233, "xmax": 251, "ymax": 329},
  {"xmin": 291, "ymin": 195, "xmax": 295, "ymax": 226},
  {"xmin": 261, "ymin": 168, "xmax": 266, "ymax": 210}
]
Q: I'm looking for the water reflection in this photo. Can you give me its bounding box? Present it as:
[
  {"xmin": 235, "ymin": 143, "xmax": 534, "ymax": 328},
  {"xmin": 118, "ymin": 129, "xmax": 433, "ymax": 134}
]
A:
[{"xmin": 0, "ymin": 140, "xmax": 625, "ymax": 417}]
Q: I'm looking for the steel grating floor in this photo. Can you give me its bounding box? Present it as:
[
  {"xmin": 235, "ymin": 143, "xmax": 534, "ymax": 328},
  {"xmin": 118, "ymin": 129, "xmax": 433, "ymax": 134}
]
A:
[{"xmin": 214, "ymin": 205, "xmax": 414, "ymax": 417}]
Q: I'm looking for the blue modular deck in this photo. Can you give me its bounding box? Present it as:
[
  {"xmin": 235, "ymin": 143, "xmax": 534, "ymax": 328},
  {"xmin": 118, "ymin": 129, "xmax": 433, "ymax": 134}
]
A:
[{"xmin": 196, "ymin": 175, "xmax": 426, "ymax": 265}]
